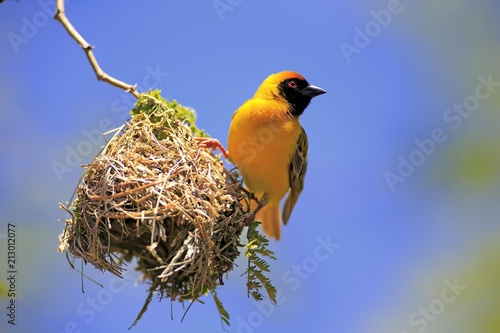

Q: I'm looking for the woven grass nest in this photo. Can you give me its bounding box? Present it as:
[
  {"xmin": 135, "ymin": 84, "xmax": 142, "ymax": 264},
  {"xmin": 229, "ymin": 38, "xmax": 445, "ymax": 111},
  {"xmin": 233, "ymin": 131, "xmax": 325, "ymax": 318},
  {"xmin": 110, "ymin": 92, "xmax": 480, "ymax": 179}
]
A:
[{"xmin": 58, "ymin": 91, "xmax": 256, "ymax": 326}]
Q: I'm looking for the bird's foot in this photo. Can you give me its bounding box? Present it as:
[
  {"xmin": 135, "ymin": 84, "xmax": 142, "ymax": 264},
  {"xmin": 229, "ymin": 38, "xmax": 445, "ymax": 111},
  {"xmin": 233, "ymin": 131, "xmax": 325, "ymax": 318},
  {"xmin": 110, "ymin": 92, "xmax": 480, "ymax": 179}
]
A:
[
  {"xmin": 194, "ymin": 137, "xmax": 229, "ymax": 159},
  {"xmin": 242, "ymin": 196, "xmax": 265, "ymax": 226},
  {"xmin": 243, "ymin": 212, "xmax": 255, "ymax": 226},
  {"xmin": 241, "ymin": 187, "xmax": 259, "ymax": 203}
]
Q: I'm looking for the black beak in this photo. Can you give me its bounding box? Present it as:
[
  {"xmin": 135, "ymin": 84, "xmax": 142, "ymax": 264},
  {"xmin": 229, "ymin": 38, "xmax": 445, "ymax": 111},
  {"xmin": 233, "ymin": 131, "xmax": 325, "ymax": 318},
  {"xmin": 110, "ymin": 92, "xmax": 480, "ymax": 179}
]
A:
[{"xmin": 301, "ymin": 84, "xmax": 327, "ymax": 98}]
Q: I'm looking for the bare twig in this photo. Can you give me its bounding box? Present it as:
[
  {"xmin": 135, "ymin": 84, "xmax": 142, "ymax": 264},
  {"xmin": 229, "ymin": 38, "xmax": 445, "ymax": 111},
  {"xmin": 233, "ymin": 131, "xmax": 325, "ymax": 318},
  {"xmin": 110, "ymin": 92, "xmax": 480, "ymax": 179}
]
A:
[{"xmin": 54, "ymin": 0, "xmax": 140, "ymax": 98}]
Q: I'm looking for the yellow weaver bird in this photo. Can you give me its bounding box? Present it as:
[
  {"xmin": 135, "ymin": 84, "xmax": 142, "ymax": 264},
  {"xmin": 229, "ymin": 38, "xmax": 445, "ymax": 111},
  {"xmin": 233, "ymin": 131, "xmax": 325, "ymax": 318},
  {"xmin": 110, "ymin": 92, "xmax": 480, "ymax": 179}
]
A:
[{"xmin": 197, "ymin": 71, "xmax": 326, "ymax": 240}]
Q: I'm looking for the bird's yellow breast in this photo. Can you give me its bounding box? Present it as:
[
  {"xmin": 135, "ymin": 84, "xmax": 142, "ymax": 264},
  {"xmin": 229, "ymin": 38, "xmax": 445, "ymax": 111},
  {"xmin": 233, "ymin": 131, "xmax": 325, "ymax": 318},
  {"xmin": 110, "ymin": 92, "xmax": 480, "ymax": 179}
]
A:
[{"xmin": 228, "ymin": 99, "xmax": 301, "ymax": 205}]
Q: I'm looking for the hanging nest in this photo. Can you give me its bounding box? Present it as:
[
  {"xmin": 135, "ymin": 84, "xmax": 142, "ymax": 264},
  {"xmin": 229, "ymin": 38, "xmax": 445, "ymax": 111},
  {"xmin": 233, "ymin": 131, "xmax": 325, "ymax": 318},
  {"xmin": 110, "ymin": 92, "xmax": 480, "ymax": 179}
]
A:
[{"xmin": 58, "ymin": 91, "xmax": 251, "ymax": 324}]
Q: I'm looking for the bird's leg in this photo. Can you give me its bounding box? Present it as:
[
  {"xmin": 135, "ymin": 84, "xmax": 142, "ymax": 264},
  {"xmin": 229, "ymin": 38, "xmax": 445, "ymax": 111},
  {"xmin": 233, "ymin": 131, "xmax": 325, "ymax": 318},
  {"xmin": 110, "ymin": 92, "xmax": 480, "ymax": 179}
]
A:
[
  {"xmin": 243, "ymin": 194, "xmax": 267, "ymax": 226},
  {"xmin": 194, "ymin": 137, "xmax": 229, "ymax": 159},
  {"xmin": 241, "ymin": 187, "xmax": 259, "ymax": 203}
]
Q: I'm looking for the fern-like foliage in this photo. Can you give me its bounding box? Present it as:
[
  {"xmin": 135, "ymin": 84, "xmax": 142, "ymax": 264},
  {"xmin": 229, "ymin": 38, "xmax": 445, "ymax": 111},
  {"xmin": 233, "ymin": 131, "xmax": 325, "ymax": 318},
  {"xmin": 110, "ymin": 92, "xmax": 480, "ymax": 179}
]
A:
[
  {"xmin": 211, "ymin": 289, "xmax": 230, "ymax": 331},
  {"xmin": 244, "ymin": 221, "xmax": 277, "ymax": 304}
]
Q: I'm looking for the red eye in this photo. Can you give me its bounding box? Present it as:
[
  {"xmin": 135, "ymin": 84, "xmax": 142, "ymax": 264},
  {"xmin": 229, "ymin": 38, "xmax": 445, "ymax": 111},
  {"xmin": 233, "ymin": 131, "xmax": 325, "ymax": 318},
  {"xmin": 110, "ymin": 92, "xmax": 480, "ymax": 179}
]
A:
[{"xmin": 288, "ymin": 81, "xmax": 298, "ymax": 89}]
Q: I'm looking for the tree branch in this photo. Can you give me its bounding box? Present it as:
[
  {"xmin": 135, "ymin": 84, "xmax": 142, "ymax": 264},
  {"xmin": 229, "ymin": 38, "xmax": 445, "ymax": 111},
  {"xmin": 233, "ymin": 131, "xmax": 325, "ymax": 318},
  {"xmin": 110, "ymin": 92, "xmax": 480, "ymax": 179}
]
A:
[{"xmin": 54, "ymin": 0, "xmax": 140, "ymax": 98}]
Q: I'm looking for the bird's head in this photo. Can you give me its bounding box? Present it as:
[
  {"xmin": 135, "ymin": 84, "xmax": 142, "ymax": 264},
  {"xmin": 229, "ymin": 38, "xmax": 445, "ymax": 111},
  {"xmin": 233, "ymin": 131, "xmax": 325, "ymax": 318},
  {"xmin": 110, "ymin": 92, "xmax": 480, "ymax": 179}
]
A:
[{"xmin": 254, "ymin": 71, "xmax": 326, "ymax": 116}]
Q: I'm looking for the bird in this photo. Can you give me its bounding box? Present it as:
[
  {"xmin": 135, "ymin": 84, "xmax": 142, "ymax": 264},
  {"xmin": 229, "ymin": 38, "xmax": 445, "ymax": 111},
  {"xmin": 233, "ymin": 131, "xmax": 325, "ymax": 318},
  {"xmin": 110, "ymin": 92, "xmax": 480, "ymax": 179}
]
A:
[{"xmin": 196, "ymin": 71, "xmax": 326, "ymax": 240}]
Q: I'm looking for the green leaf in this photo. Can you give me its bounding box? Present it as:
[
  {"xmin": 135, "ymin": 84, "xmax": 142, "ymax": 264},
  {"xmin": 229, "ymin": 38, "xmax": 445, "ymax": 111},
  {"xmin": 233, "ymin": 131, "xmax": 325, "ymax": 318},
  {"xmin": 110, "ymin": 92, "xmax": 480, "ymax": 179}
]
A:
[
  {"xmin": 250, "ymin": 256, "xmax": 271, "ymax": 272},
  {"xmin": 249, "ymin": 290, "xmax": 263, "ymax": 302},
  {"xmin": 251, "ymin": 269, "xmax": 277, "ymax": 304},
  {"xmin": 211, "ymin": 290, "xmax": 230, "ymax": 331},
  {"xmin": 244, "ymin": 221, "xmax": 278, "ymax": 305}
]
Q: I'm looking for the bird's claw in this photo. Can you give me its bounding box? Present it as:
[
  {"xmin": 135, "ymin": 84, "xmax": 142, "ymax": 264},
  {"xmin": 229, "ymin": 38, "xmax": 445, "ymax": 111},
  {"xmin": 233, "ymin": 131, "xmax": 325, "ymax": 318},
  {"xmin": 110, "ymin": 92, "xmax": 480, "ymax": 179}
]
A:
[
  {"xmin": 243, "ymin": 213, "xmax": 255, "ymax": 226},
  {"xmin": 194, "ymin": 137, "xmax": 229, "ymax": 158}
]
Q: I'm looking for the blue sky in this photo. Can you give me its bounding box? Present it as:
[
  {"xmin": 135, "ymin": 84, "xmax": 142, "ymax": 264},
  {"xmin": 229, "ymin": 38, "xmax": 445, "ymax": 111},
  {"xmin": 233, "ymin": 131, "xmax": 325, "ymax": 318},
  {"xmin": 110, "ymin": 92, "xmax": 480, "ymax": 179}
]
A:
[{"xmin": 1, "ymin": 1, "xmax": 500, "ymax": 333}]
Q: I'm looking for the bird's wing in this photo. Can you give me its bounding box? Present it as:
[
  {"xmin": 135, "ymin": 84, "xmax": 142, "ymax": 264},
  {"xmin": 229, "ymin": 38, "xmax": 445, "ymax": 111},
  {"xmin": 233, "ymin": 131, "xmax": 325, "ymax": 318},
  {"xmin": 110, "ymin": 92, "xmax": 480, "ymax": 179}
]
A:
[{"xmin": 282, "ymin": 127, "xmax": 308, "ymax": 225}]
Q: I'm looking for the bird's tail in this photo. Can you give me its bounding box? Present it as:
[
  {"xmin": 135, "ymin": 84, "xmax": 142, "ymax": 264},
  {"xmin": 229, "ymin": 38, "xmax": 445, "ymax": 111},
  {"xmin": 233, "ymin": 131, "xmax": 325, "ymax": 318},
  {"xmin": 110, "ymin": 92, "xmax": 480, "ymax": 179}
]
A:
[{"xmin": 254, "ymin": 204, "xmax": 281, "ymax": 241}]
